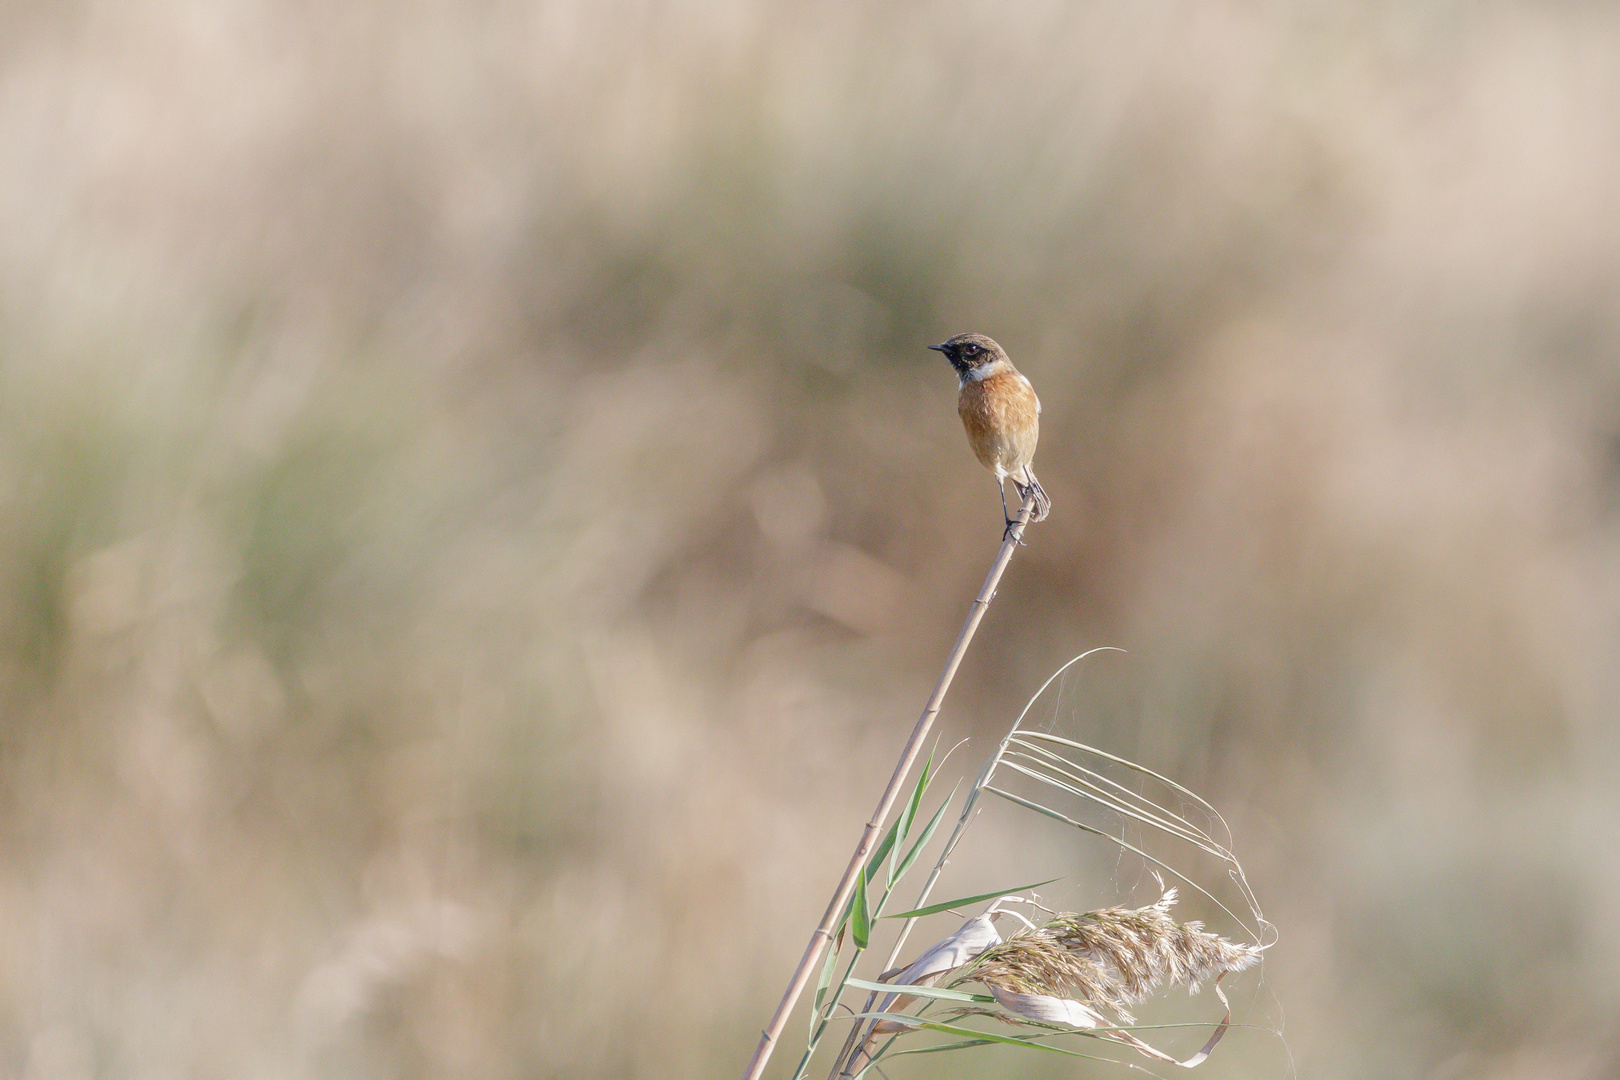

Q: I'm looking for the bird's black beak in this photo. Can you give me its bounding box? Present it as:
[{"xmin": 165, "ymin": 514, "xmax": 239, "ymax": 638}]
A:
[{"xmin": 927, "ymin": 343, "xmax": 948, "ymax": 354}]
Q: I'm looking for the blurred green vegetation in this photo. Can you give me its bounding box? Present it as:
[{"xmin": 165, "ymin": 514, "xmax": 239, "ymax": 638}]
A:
[{"xmin": 2, "ymin": 2, "xmax": 1619, "ymax": 1078}]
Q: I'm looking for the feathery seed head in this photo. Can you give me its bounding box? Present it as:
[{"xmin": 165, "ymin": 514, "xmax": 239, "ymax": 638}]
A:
[{"xmin": 952, "ymin": 892, "xmax": 1261, "ymax": 1025}]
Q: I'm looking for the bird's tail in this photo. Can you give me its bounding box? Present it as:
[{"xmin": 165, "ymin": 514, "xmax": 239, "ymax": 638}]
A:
[{"xmin": 1016, "ymin": 469, "xmax": 1051, "ymax": 524}]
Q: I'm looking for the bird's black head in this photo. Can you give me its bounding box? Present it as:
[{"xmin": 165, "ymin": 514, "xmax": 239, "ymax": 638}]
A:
[{"xmin": 928, "ymin": 332, "xmax": 1008, "ymax": 377}]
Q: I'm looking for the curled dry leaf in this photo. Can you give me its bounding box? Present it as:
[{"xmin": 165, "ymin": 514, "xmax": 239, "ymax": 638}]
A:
[
  {"xmin": 868, "ymin": 914, "xmax": 1002, "ymax": 1033},
  {"xmin": 986, "ymin": 984, "xmax": 1109, "ymax": 1027}
]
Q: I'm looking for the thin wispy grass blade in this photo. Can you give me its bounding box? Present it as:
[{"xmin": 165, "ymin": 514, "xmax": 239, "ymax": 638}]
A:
[
  {"xmin": 912, "ymin": 1020, "xmax": 1104, "ymax": 1057},
  {"xmin": 887, "ymin": 749, "xmax": 933, "ymax": 888},
  {"xmin": 891, "ymin": 781, "xmax": 957, "ymax": 885},
  {"xmin": 879, "ymin": 1039, "xmax": 1002, "ymax": 1056},
  {"xmin": 811, "ymin": 926, "xmax": 843, "ymax": 1024},
  {"xmin": 841, "ymin": 978, "xmax": 993, "ymax": 1004},
  {"xmin": 882, "ymin": 878, "xmax": 1059, "ymax": 920},
  {"xmin": 854, "ymin": 1030, "xmax": 1114, "ymax": 1079},
  {"xmin": 850, "ymin": 865, "xmax": 871, "ymax": 950},
  {"xmin": 995, "ymin": 756, "xmax": 1230, "ymax": 861},
  {"xmin": 1013, "ymin": 730, "xmax": 1227, "ymax": 817},
  {"xmin": 981, "ymin": 785, "xmax": 1260, "ymax": 937},
  {"xmin": 1001, "ymin": 741, "xmax": 1226, "ymax": 853},
  {"xmin": 862, "ymin": 817, "xmax": 899, "ymax": 887}
]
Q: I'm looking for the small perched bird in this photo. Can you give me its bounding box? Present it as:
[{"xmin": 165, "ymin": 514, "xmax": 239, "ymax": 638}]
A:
[{"xmin": 929, "ymin": 332, "xmax": 1051, "ymax": 534}]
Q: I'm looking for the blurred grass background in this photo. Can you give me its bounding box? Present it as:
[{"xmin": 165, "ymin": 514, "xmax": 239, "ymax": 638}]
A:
[{"xmin": 3, "ymin": 1, "xmax": 1620, "ymax": 1077}]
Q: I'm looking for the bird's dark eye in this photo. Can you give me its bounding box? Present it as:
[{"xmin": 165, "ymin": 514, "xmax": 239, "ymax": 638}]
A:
[{"xmin": 964, "ymin": 344, "xmax": 980, "ymax": 355}]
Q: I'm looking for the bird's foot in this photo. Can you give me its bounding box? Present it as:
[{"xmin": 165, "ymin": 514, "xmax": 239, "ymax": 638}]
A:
[{"xmin": 1002, "ymin": 518, "xmax": 1028, "ymax": 546}]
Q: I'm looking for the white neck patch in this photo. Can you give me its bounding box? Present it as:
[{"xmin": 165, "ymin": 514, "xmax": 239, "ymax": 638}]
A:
[{"xmin": 957, "ymin": 359, "xmax": 1004, "ymax": 386}]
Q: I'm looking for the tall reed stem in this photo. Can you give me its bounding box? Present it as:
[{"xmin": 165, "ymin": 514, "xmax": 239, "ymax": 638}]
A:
[{"xmin": 739, "ymin": 491, "xmax": 1037, "ymax": 1080}]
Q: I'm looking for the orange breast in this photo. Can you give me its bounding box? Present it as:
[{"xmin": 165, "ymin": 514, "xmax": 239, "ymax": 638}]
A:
[{"xmin": 958, "ymin": 369, "xmax": 1040, "ymax": 478}]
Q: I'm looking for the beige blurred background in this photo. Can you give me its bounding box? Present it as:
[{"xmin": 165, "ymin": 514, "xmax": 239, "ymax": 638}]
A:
[{"xmin": 3, "ymin": 1, "xmax": 1619, "ymax": 1077}]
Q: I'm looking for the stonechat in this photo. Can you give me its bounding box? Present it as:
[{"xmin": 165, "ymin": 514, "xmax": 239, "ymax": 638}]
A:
[{"xmin": 929, "ymin": 332, "xmax": 1051, "ymax": 533}]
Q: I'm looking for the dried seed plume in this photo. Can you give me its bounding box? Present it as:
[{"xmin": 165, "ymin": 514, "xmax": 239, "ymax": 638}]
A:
[{"xmin": 954, "ymin": 890, "xmax": 1261, "ymax": 1025}]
